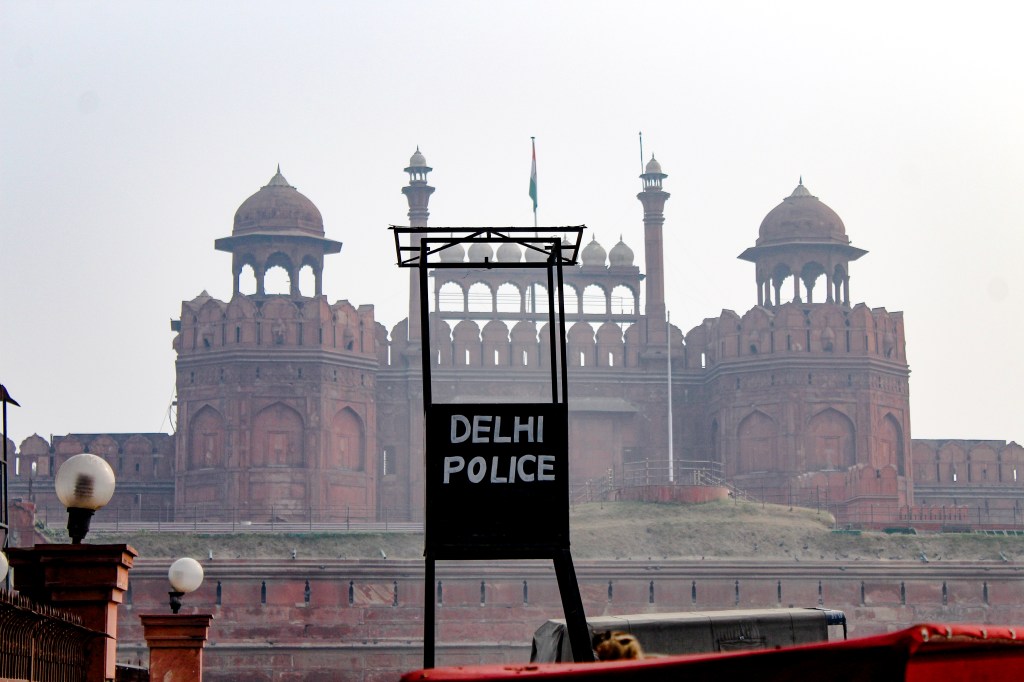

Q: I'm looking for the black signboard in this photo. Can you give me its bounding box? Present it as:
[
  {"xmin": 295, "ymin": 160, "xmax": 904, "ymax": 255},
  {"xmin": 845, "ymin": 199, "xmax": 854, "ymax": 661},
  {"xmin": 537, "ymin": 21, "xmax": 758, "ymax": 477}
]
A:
[
  {"xmin": 425, "ymin": 402, "xmax": 568, "ymax": 557},
  {"xmin": 393, "ymin": 226, "xmax": 593, "ymax": 666}
]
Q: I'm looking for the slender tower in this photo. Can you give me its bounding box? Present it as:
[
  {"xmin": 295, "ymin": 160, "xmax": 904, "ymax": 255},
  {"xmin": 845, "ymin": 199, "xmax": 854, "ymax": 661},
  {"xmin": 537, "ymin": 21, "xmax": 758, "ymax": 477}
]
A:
[
  {"xmin": 637, "ymin": 155, "xmax": 670, "ymax": 347},
  {"xmin": 402, "ymin": 148, "xmax": 434, "ymax": 343}
]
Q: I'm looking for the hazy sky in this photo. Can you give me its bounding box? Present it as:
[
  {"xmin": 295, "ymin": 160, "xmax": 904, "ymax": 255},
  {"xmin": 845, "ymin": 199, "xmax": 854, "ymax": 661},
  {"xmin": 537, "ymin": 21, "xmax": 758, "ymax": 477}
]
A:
[{"xmin": 1, "ymin": 1, "xmax": 1021, "ymax": 447}]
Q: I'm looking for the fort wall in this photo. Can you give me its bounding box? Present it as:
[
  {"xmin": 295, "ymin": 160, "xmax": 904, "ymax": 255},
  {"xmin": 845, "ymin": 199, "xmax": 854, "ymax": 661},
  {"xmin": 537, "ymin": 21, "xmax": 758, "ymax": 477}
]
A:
[{"xmin": 116, "ymin": 558, "xmax": 1024, "ymax": 682}]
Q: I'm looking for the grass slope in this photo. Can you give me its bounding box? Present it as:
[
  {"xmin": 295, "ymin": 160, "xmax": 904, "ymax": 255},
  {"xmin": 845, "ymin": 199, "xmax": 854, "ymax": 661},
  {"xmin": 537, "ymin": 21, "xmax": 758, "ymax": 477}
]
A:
[{"xmin": 78, "ymin": 500, "xmax": 1024, "ymax": 562}]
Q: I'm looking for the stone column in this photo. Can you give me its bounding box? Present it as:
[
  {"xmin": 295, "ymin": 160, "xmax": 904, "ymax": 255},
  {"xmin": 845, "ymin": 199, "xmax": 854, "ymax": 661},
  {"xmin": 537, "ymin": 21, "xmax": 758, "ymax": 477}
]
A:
[
  {"xmin": 8, "ymin": 543, "xmax": 137, "ymax": 682},
  {"xmin": 141, "ymin": 614, "xmax": 214, "ymax": 682}
]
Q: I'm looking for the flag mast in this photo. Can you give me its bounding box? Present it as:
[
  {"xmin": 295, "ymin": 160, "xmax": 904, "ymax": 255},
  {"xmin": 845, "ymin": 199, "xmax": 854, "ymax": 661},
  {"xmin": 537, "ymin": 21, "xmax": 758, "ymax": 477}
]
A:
[
  {"xmin": 529, "ymin": 136, "xmax": 538, "ymax": 229},
  {"xmin": 639, "ymin": 131, "xmax": 644, "ymax": 174}
]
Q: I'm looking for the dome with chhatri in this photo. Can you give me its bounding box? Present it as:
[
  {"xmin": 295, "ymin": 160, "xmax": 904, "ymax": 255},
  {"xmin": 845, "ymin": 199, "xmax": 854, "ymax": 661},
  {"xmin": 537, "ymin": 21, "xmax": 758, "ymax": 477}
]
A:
[
  {"xmin": 233, "ymin": 167, "xmax": 324, "ymax": 237},
  {"xmin": 496, "ymin": 241, "xmax": 522, "ymax": 263},
  {"xmin": 608, "ymin": 236, "xmax": 634, "ymax": 267},
  {"xmin": 644, "ymin": 155, "xmax": 664, "ymax": 175},
  {"xmin": 408, "ymin": 146, "xmax": 428, "ymax": 169},
  {"xmin": 467, "ymin": 241, "xmax": 494, "ymax": 262},
  {"xmin": 581, "ymin": 236, "xmax": 607, "ymax": 267},
  {"xmin": 438, "ymin": 241, "xmax": 465, "ymax": 263},
  {"xmin": 757, "ymin": 180, "xmax": 849, "ymax": 247}
]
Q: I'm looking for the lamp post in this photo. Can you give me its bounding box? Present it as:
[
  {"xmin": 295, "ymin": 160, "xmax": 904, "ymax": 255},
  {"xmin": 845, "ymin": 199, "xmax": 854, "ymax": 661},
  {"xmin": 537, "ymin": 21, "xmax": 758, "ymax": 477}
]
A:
[
  {"xmin": 54, "ymin": 453, "xmax": 116, "ymax": 543},
  {"xmin": 168, "ymin": 557, "xmax": 204, "ymax": 614},
  {"xmin": 141, "ymin": 557, "xmax": 213, "ymax": 682},
  {"xmin": 8, "ymin": 450, "xmax": 135, "ymax": 682}
]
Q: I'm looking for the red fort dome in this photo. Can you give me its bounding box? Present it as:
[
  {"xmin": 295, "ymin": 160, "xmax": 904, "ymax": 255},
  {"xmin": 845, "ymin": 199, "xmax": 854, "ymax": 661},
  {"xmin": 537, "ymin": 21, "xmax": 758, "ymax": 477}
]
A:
[
  {"xmin": 232, "ymin": 167, "xmax": 325, "ymax": 237},
  {"xmin": 756, "ymin": 181, "xmax": 849, "ymax": 247}
]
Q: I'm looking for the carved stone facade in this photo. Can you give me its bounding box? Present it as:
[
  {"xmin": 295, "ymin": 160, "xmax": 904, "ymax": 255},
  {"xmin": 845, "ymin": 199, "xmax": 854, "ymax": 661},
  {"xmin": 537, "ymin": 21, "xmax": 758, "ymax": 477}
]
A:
[{"xmin": 7, "ymin": 153, "xmax": 1021, "ymax": 526}]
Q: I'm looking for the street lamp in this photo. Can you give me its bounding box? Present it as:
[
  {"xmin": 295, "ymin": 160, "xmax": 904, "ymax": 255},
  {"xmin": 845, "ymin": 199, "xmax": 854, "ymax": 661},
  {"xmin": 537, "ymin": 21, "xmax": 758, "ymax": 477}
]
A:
[
  {"xmin": 54, "ymin": 453, "xmax": 116, "ymax": 543},
  {"xmin": 168, "ymin": 557, "xmax": 204, "ymax": 614}
]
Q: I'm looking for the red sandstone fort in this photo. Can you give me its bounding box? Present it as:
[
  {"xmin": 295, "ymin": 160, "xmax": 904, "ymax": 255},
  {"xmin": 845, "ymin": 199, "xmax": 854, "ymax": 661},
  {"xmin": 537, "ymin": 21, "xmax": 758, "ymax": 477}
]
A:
[
  {"xmin": 5, "ymin": 151, "xmax": 1024, "ymax": 681},
  {"xmin": 6, "ymin": 150, "xmax": 1019, "ymax": 527}
]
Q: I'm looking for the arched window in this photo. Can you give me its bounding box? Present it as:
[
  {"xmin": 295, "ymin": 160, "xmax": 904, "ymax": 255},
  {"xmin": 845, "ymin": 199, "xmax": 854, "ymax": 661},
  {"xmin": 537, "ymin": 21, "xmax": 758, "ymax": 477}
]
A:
[
  {"xmin": 297, "ymin": 264, "xmax": 316, "ymax": 297},
  {"xmin": 438, "ymin": 282, "xmax": 465, "ymax": 312},
  {"xmin": 467, "ymin": 283, "xmax": 493, "ymax": 313},
  {"xmin": 239, "ymin": 264, "xmax": 257, "ymax": 295},
  {"xmin": 496, "ymin": 283, "xmax": 521, "ymax": 314},
  {"xmin": 610, "ymin": 285, "xmax": 635, "ymax": 315},
  {"xmin": 562, "ymin": 284, "xmax": 579, "ymax": 315},
  {"xmin": 264, "ymin": 265, "xmax": 290, "ymax": 295},
  {"xmin": 581, "ymin": 284, "xmax": 606, "ymax": 315}
]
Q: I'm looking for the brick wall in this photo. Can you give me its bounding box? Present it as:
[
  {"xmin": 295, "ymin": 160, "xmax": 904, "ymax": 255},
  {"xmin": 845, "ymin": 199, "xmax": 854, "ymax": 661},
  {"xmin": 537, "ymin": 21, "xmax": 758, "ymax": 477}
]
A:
[{"xmin": 117, "ymin": 558, "xmax": 1024, "ymax": 681}]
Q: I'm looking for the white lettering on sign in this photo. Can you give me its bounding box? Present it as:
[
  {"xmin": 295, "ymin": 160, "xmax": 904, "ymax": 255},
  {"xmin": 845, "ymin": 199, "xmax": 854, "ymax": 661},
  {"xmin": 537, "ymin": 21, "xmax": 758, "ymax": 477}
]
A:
[
  {"xmin": 442, "ymin": 454, "xmax": 556, "ymax": 484},
  {"xmin": 450, "ymin": 414, "xmax": 544, "ymax": 444}
]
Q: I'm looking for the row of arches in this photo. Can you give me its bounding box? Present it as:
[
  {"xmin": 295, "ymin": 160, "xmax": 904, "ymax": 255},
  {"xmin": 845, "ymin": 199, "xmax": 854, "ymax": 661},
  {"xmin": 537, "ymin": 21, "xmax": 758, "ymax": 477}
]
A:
[
  {"xmin": 231, "ymin": 252, "xmax": 324, "ymax": 298},
  {"xmin": 186, "ymin": 403, "xmax": 366, "ymax": 472},
  {"xmin": 758, "ymin": 262, "xmax": 850, "ymax": 307},
  {"xmin": 436, "ymin": 281, "xmax": 639, "ymax": 317},
  {"xmin": 723, "ymin": 409, "xmax": 905, "ymax": 477},
  {"xmin": 236, "ymin": 262, "xmax": 317, "ymax": 297}
]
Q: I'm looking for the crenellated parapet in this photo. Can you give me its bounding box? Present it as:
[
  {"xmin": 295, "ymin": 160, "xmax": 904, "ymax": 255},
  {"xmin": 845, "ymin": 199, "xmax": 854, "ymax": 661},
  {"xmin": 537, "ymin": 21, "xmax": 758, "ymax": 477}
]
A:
[
  {"xmin": 173, "ymin": 291, "xmax": 376, "ymax": 358},
  {"xmin": 683, "ymin": 302, "xmax": 907, "ymax": 369}
]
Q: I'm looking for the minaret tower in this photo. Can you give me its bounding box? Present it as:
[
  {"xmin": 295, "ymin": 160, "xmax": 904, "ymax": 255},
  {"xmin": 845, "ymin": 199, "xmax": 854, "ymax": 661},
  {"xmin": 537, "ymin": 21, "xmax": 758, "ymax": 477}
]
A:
[
  {"xmin": 637, "ymin": 155, "xmax": 670, "ymax": 346},
  {"xmin": 401, "ymin": 148, "xmax": 434, "ymax": 343}
]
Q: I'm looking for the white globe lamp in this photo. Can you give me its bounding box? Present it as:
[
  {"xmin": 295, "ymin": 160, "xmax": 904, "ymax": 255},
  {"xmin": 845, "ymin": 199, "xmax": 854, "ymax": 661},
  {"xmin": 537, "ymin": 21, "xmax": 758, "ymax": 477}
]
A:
[
  {"xmin": 54, "ymin": 453, "xmax": 116, "ymax": 543},
  {"xmin": 168, "ymin": 557, "xmax": 205, "ymax": 613}
]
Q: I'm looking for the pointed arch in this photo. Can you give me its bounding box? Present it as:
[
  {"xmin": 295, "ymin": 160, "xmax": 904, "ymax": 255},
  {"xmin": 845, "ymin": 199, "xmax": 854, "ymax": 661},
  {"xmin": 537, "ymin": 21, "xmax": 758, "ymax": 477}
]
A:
[
  {"xmin": 879, "ymin": 413, "xmax": 905, "ymax": 475},
  {"xmin": 189, "ymin": 405, "xmax": 226, "ymax": 470},
  {"xmin": 252, "ymin": 402, "xmax": 304, "ymax": 467},
  {"xmin": 735, "ymin": 410, "xmax": 777, "ymax": 475},
  {"xmin": 805, "ymin": 408, "xmax": 856, "ymax": 471},
  {"xmin": 329, "ymin": 407, "xmax": 365, "ymax": 471}
]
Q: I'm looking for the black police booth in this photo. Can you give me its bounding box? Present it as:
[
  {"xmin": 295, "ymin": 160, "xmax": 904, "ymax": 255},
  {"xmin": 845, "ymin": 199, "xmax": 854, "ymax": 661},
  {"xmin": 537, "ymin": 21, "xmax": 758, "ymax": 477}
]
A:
[{"xmin": 392, "ymin": 226, "xmax": 593, "ymax": 668}]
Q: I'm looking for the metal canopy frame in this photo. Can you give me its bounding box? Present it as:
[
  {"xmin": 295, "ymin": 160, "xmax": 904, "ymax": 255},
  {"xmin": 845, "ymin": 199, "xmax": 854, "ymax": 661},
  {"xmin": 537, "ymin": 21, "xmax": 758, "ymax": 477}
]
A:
[{"xmin": 391, "ymin": 225, "xmax": 593, "ymax": 668}]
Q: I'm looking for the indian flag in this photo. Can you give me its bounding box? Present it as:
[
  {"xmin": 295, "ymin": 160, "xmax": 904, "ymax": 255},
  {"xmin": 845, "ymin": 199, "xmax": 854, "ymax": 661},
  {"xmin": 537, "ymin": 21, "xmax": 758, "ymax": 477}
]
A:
[{"xmin": 529, "ymin": 138, "xmax": 538, "ymax": 213}]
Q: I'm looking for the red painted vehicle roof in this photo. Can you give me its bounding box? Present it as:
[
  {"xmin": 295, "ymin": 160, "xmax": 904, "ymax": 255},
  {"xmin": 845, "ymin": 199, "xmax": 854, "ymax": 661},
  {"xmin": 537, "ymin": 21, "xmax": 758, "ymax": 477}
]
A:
[{"xmin": 402, "ymin": 623, "xmax": 1024, "ymax": 682}]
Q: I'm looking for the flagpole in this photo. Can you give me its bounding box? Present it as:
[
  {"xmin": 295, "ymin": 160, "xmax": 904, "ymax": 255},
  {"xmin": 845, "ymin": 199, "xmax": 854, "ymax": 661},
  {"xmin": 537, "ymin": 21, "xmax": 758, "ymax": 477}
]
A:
[
  {"xmin": 667, "ymin": 310, "xmax": 674, "ymax": 484},
  {"xmin": 639, "ymin": 131, "xmax": 644, "ymax": 174},
  {"xmin": 530, "ymin": 136, "xmax": 538, "ymax": 230}
]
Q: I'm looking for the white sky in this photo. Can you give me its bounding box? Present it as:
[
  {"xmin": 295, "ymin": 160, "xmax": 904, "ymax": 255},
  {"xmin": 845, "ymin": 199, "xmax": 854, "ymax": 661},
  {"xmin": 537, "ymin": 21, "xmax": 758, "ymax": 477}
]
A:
[{"xmin": 1, "ymin": 1, "xmax": 1021, "ymax": 446}]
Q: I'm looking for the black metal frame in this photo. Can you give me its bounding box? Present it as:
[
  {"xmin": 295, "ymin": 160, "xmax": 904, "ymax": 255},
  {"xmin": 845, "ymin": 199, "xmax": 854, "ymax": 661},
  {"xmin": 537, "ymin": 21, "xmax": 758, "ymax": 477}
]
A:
[
  {"xmin": 391, "ymin": 225, "xmax": 593, "ymax": 667},
  {"xmin": 0, "ymin": 385, "xmax": 19, "ymax": 591}
]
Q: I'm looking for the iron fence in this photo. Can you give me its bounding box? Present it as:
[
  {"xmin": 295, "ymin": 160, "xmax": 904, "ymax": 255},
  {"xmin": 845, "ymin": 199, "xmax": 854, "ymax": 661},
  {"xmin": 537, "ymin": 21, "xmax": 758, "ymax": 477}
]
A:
[
  {"xmin": 0, "ymin": 588, "xmax": 97, "ymax": 682},
  {"xmin": 621, "ymin": 459, "xmax": 725, "ymax": 488}
]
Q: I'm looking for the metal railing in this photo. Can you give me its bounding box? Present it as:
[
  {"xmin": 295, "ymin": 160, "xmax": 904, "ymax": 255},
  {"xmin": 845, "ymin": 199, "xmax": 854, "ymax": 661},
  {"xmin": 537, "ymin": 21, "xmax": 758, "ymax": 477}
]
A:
[
  {"xmin": 0, "ymin": 589, "xmax": 98, "ymax": 682},
  {"xmin": 621, "ymin": 458, "xmax": 725, "ymax": 488}
]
